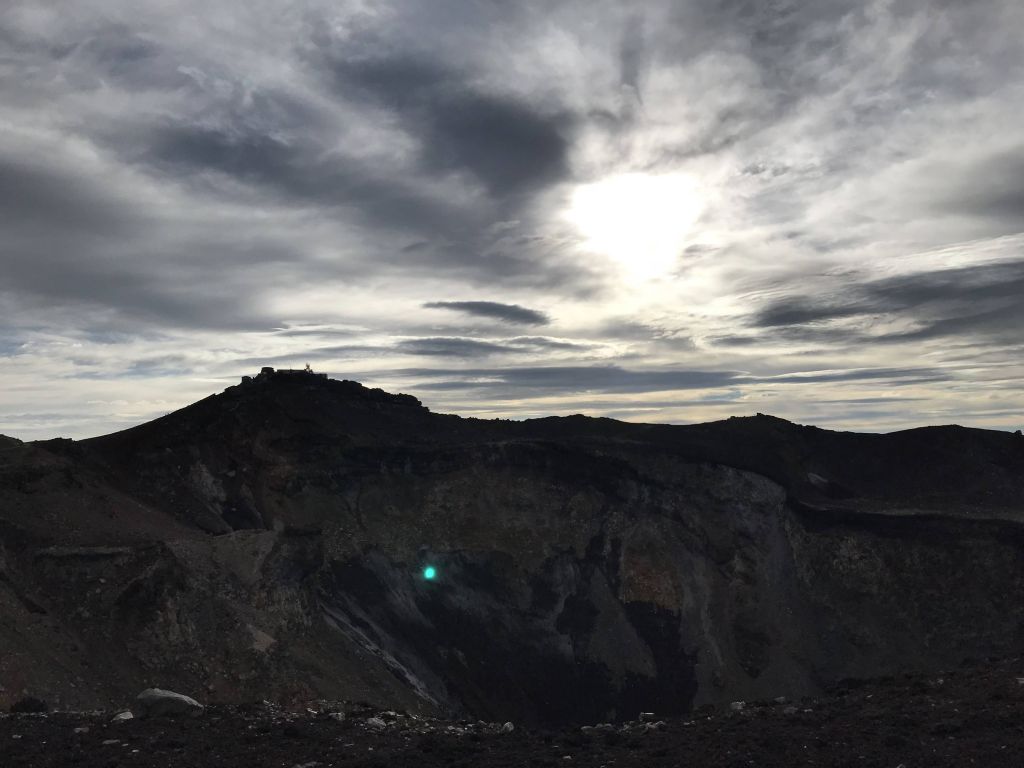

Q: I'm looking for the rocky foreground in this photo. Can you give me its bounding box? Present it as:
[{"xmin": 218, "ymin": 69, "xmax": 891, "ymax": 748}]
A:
[{"xmin": 2, "ymin": 655, "xmax": 1023, "ymax": 767}]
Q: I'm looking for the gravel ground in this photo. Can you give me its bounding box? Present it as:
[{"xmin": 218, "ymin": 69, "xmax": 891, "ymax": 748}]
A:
[{"xmin": 2, "ymin": 656, "xmax": 1022, "ymax": 768}]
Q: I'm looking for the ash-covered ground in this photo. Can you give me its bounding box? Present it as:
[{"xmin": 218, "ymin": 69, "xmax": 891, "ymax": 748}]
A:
[{"xmin": 3, "ymin": 655, "xmax": 1022, "ymax": 768}]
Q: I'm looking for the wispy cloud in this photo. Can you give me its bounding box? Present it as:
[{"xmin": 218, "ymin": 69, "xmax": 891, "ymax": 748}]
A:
[{"xmin": 423, "ymin": 301, "xmax": 550, "ymax": 325}]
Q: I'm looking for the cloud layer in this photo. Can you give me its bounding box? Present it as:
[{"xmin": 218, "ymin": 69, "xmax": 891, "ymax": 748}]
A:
[{"xmin": 1, "ymin": 0, "xmax": 1023, "ymax": 438}]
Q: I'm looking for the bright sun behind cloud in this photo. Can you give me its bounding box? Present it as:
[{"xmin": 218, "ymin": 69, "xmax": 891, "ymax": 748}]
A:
[{"xmin": 566, "ymin": 172, "xmax": 703, "ymax": 279}]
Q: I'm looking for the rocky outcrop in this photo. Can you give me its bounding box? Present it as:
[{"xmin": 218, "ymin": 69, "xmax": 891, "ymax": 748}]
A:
[{"xmin": 0, "ymin": 374, "xmax": 1022, "ymax": 723}]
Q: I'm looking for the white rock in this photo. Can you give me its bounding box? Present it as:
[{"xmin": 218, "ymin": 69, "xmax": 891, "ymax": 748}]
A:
[
  {"xmin": 729, "ymin": 701, "xmax": 745, "ymax": 712},
  {"xmin": 111, "ymin": 711, "xmax": 134, "ymax": 723},
  {"xmin": 501, "ymin": 721, "xmax": 515, "ymax": 733},
  {"xmin": 365, "ymin": 716, "xmax": 387, "ymax": 731},
  {"xmin": 135, "ymin": 688, "xmax": 204, "ymax": 719}
]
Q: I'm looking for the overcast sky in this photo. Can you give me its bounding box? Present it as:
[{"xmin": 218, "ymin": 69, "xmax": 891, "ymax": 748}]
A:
[{"xmin": 2, "ymin": 0, "xmax": 1023, "ymax": 439}]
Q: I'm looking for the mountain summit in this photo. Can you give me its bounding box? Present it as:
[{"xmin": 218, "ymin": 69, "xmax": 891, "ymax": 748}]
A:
[{"xmin": 1, "ymin": 372, "xmax": 1023, "ymax": 723}]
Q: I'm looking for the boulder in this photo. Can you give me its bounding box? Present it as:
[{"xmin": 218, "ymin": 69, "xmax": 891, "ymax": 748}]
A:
[{"xmin": 135, "ymin": 688, "xmax": 204, "ymax": 718}]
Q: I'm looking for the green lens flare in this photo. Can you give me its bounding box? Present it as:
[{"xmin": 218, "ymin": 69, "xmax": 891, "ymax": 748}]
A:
[{"xmin": 423, "ymin": 566, "xmax": 437, "ymax": 580}]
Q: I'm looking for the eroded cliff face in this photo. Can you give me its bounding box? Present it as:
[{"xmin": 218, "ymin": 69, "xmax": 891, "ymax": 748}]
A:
[{"xmin": 1, "ymin": 374, "xmax": 1022, "ymax": 723}]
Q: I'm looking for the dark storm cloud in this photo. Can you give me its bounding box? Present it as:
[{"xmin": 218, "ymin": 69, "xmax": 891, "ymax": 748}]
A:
[
  {"xmin": 107, "ymin": 103, "xmax": 585, "ymax": 289},
  {"xmin": 423, "ymin": 301, "xmax": 549, "ymax": 325},
  {"xmin": 52, "ymin": 21, "xmax": 581, "ymax": 289},
  {"xmin": 865, "ymin": 259, "xmax": 1024, "ymax": 343},
  {"xmin": 135, "ymin": 123, "xmax": 477, "ymax": 238},
  {"xmin": 0, "ymin": 149, "xmax": 297, "ymax": 331},
  {"xmin": 880, "ymin": 305, "xmax": 1024, "ymax": 344},
  {"xmin": 395, "ymin": 337, "xmax": 517, "ymax": 357},
  {"xmin": 753, "ymin": 301, "xmax": 866, "ymax": 328},
  {"xmin": 5, "ymin": 249, "xmax": 280, "ymax": 332},
  {"xmin": 707, "ymin": 335, "xmax": 759, "ymax": 347},
  {"xmin": 746, "ymin": 259, "xmax": 1024, "ymax": 346},
  {"xmin": 325, "ymin": 53, "xmax": 572, "ymax": 197},
  {"xmin": 868, "ymin": 261, "xmax": 1024, "ymax": 308},
  {"xmin": 0, "ymin": 156, "xmax": 136, "ymax": 235},
  {"xmin": 396, "ymin": 336, "xmax": 589, "ymax": 356},
  {"xmin": 423, "ymin": 93, "xmax": 570, "ymax": 195},
  {"xmin": 507, "ymin": 336, "xmax": 591, "ymax": 351}
]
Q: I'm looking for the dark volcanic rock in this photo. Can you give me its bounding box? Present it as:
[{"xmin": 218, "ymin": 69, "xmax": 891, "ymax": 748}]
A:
[
  {"xmin": 9, "ymin": 696, "xmax": 47, "ymax": 713},
  {"xmin": 1, "ymin": 371, "xmax": 1023, "ymax": 723},
  {"xmin": 1, "ymin": 656, "xmax": 1023, "ymax": 767}
]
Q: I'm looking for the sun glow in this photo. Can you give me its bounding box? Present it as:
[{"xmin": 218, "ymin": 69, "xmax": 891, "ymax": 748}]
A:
[{"xmin": 566, "ymin": 172, "xmax": 703, "ymax": 278}]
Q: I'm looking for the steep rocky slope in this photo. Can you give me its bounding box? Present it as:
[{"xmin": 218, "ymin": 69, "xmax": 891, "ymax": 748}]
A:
[{"xmin": 1, "ymin": 371, "xmax": 1023, "ymax": 724}]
